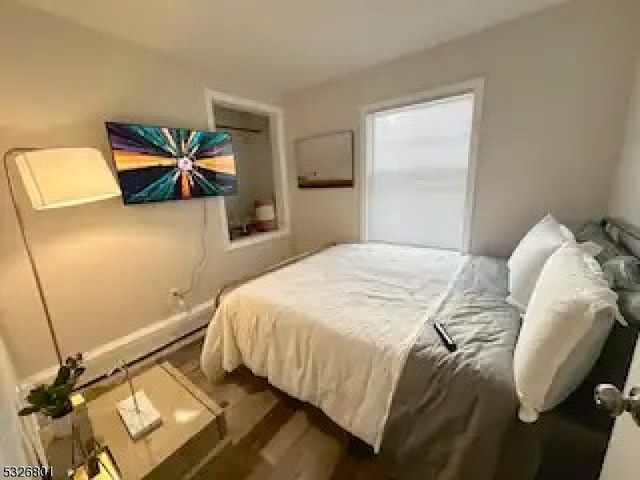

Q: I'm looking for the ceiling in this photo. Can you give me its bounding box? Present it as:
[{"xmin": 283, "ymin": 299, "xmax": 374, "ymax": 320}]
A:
[{"xmin": 15, "ymin": 0, "xmax": 568, "ymax": 96}]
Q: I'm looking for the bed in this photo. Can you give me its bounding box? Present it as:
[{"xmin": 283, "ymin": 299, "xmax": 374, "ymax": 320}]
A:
[{"xmin": 201, "ymin": 243, "xmax": 521, "ymax": 479}]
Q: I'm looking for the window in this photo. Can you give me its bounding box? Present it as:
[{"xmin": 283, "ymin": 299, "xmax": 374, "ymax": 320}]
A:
[
  {"xmin": 205, "ymin": 90, "xmax": 290, "ymax": 249},
  {"xmin": 362, "ymin": 81, "xmax": 482, "ymax": 251}
]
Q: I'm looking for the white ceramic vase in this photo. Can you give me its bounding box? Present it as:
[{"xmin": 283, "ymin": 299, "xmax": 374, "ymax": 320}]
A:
[{"xmin": 50, "ymin": 413, "xmax": 73, "ymax": 438}]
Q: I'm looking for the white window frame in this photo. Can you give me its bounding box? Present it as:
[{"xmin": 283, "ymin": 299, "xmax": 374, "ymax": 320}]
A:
[
  {"xmin": 359, "ymin": 78, "xmax": 484, "ymax": 253},
  {"xmin": 204, "ymin": 88, "xmax": 291, "ymax": 251}
]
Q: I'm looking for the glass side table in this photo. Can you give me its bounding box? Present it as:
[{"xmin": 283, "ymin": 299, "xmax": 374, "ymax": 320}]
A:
[{"xmin": 39, "ymin": 362, "xmax": 225, "ymax": 479}]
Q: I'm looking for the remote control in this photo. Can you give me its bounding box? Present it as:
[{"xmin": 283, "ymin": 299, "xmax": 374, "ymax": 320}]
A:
[{"xmin": 433, "ymin": 322, "xmax": 457, "ymax": 352}]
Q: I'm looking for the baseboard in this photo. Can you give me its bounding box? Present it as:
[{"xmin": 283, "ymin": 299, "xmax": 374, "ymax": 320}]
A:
[{"xmin": 20, "ymin": 298, "xmax": 216, "ymax": 391}]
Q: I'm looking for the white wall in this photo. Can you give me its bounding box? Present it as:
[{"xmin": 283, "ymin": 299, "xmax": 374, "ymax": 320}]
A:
[
  {"xmin": 609, "ymin": 56, "xmax": 640, "ymax": 227},
  {"xmin": 284, "ymin": 0, "xmax": 640, "ymax": 257},
  {"xmin": 0, "ymin": 2, "xmax": 292, "ymax": 378}
]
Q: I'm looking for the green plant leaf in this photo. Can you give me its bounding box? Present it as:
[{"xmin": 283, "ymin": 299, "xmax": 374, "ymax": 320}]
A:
[
  {"xmin": 26, "ymin": 385, "xmax": 49, "ymax": 407},
  {"xmin": 18, "ymin": 406, "xmax": 40, "ymax": 416},
  {"xmin": 50, "ymin": 384, "xmax": 73, "ymax": 400},
  {"xmin": 22, "ymin": 354, "xmax": 85, "ymax": 419},
  {"xmin": 53, "ymin": 365, "xmax": 71, "ymax": 387},
  {"xmin": 49, "ymin": 400, "xmax": 72, "ymax": 419}
]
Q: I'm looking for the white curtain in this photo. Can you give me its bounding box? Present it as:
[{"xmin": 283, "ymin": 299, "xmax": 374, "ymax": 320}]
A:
[{"xmin": 366, "ymin": 93, "xmax": 474, "ymax": 250}]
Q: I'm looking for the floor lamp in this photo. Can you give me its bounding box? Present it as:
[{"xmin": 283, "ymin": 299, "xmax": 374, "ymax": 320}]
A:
[{"xmin": 3, "ymin": 147, "xmax": 121, "ymax": 363}]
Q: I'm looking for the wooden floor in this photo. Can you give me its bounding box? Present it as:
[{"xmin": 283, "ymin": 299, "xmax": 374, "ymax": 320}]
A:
[{"xmin": 161, "ymin": 338, "xmax": 389, "ymax": 480}]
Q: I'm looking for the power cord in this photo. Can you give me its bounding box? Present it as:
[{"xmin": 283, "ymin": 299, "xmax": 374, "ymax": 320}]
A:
[{"xmin": 171, "ymin": 198, "xmax": 210, "ymax": 309}]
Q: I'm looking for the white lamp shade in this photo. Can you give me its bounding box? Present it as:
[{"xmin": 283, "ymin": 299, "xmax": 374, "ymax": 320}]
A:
[{"xmin": 14, "ymin": 148, "xmax": 121, "ymax": 210}]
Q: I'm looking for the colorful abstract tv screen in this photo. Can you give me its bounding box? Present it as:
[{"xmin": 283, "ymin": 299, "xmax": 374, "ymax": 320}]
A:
[{"xmin": 106, "ymin": 122, "xmax": 237, "ymax": 205}]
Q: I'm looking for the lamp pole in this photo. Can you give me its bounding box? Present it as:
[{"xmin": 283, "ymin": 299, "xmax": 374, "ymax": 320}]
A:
[{"xmin": 3, "ymin": 148, "xmax": 63, "ymax": 364}]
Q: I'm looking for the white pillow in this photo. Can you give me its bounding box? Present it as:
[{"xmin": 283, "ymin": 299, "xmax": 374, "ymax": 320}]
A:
[
  {"xmin": 513, "ymin": 242, "xmax": 618, "ymax": 423},
  {"xmin": 507, "ymin": 214, "xmax": 574, "ymax": 311}
]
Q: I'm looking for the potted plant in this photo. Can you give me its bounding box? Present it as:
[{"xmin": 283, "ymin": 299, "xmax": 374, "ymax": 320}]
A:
[{"xmin": 19, "ymin": 354, "xmax": 85, "ymax": 438}]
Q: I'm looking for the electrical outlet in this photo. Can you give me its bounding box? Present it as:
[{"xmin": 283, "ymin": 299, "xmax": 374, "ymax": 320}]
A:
[{"xmin": 170, "ymin": 288, "xmax": 188, "ymax": 314}]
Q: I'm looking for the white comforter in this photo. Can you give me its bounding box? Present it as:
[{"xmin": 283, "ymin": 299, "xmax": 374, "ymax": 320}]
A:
[{"xmin": 201, "ymin": 243, "xmax": 465, "ymax": 449}]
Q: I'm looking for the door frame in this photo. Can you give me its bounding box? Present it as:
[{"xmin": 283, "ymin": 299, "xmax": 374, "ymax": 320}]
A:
[{"xmin": 359, "ymin": 78, "xmax": 485, "ymax": 253}]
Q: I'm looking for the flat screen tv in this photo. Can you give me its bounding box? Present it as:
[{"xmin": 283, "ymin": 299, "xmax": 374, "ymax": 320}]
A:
[{"xmin": 106, "ymin": 121, "xmax": 237, "ymax": 205}]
